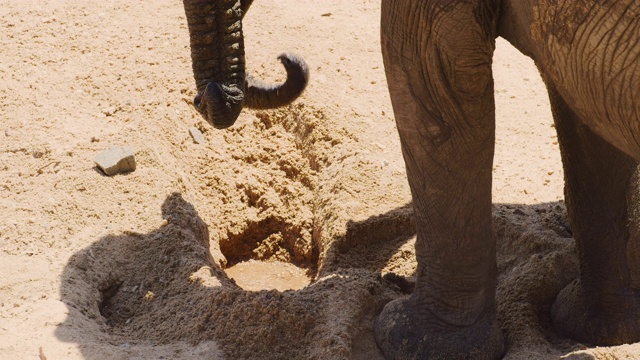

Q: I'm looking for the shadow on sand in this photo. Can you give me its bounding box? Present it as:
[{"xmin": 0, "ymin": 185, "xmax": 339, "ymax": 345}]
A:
[
  {"xmin": 55, "ymin": 193, "xmax": 600, "ymax": 359},
  {"xmin": 54, "ymin": 193, "xmax": 392, "ymax": 359}
]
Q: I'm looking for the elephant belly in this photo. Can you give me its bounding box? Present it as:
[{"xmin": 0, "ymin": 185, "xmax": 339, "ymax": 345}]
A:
[{"xmin": 530, "ymin": 0, "xmax": 640, "ymax": 159}]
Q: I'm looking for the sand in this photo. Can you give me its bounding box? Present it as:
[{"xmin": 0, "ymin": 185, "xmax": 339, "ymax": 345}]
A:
[{"xmin": 1, "ymin": 0, "xmax": 638, "ymax": 359}]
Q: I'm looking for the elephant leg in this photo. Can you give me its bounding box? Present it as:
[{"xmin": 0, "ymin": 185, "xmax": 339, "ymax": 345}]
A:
[
  {"xmin": 549, "ymin": 85, "xmax": 640, "ymax": 345},
  {"xmin": 375, "ymin": 1, "xmax": 504, "ymax": 359}
]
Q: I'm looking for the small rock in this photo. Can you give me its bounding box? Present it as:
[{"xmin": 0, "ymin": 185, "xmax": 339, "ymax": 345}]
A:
[
  {"xmin": 189, "ymin": 127, "xmax": 205, "ymax": 144},
  {"xmin": 102, "ymin": 106, "xmax": 117, "ymax": 116},
  {"xmin": 4, "ymin": 128, "xmax": 13, "ymax": 137},
  {"xmin": 94, "ymin": 146, "xmax": 136, "ymax": 176},
  {"xmin": 513, "ymin": 209, "xmax": 526, "ymax": 216}
]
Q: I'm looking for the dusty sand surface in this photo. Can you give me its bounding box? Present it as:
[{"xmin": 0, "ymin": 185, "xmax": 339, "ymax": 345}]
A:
[{"xmin": 1, "ymin": 1, "xmax": 639, "ymax": 359}]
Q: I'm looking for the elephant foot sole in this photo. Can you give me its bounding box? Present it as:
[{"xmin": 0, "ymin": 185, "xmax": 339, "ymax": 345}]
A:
[
  {"xmin": 552, "ymin": 279, "xmax": 640, "ymax": 345},
  {"xmin": 374, "ymin": 296, "xmax": 505, "ymax": 360}
]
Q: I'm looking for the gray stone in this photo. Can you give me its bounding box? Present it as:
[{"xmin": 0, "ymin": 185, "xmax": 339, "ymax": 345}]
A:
[
  {"xmin": 94, "ymin": 146, "xmax": 136, "ymax": 176},
  {"xmin": 189, "ymin": 127, "xmax": 205, "ymax": 144}
]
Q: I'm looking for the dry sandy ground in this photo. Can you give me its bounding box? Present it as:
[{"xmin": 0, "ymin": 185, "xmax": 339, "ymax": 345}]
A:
[{"xmin": 1, "ymin": 1, "xmax": 639, "ymax": 359}]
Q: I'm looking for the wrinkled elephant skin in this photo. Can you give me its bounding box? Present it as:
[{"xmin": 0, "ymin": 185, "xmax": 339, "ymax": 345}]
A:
[
  {"xmin": 375, "ymin": 1, "xmax": 640, "ymax": 359},
  {"xmin": 182, "ymin": 0, "xmax": 308, "ymax": 129}
]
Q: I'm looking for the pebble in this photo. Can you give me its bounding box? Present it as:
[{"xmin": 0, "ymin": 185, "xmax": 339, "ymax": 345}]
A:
[
  {"xmin": 189, "ymin": 127, "xmax": 205, "ymax": 144},
  {"xmin": 102, "ymin": 106, "xmax": 118, "ymax": 116},
  {"xmin": 94, "ymin": 146, "xmax": 136, "ymax": 176}
]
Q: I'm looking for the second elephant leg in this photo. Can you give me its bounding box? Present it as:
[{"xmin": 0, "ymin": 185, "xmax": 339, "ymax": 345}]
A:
[
  {"xmin": 549, "ymin": 86, "xmax": 640, "ymax": 345},
  {"xmin": 374, "ymin": 1, "xmax": 504, "ymax": 359}
]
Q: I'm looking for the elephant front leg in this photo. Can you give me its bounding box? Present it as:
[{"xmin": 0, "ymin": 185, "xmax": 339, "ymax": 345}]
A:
[
  {"xmin": 375, "ymin": 1, "xmax": 504, "ymax": 359},
  {"xmin": 549, "ymin": 86, "xmax": 640, "ymax": 345}
]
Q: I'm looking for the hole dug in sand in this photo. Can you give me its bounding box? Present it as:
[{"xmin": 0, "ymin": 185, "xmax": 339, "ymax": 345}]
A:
[
  {"xmin": 199, "ymin": 107, "xmax": 328, "ymax": 292},
  {"xmin": 224, "ymin": 260, "xmax": 311, "ymax": 291},
  {"xmin": 57, "ymin": 107, "xmax": 394, "ymax": 359},
  {"xmin": 220, "ymin": 216, "xmax": 316, "ymax": 291}
]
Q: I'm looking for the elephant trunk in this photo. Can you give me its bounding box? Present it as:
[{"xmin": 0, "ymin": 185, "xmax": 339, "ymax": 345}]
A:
[
  {"xmin": 183, "ymin": 0, "xmax": 309, "ymax": 129},
  {"xmin": 244, "ymin": 53, "xmax": 309, "ymax": 110},
  {"xmin": 183, "ymin": 0, "xmax": 245, "ymax": 129}
]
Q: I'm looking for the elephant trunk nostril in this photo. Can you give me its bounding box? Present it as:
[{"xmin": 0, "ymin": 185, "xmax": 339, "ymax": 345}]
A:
[{"xmin": 194, "ymin": 82, "xmax": 244, "ymax": 129}]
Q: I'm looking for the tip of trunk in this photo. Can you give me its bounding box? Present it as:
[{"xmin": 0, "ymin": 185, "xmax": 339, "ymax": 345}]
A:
[
  {"xmin": 244, "ymin": 52, "xmax": 310, "ymax": 110},
  {"xmin": 193, "ymin": 82, "xmax": 244, "ymax": 129}
]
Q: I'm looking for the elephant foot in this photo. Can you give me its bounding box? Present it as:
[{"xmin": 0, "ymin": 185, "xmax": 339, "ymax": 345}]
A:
[
  {"xmin": 552, "ymin": 279, "xmax": 640, "ymax": 345},
  {"xmin": 374, "ymin": 295, "xmax": 505, "ymax": 360}
]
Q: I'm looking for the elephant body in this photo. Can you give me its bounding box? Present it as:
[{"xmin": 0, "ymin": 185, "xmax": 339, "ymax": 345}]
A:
[
  {"xmin": 376, "ymin": 1, "xmax": 640, "ymax": 359},
  {"xmin": 181, "ymin": 1, "xmax": 640, "ymax": 359}
]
